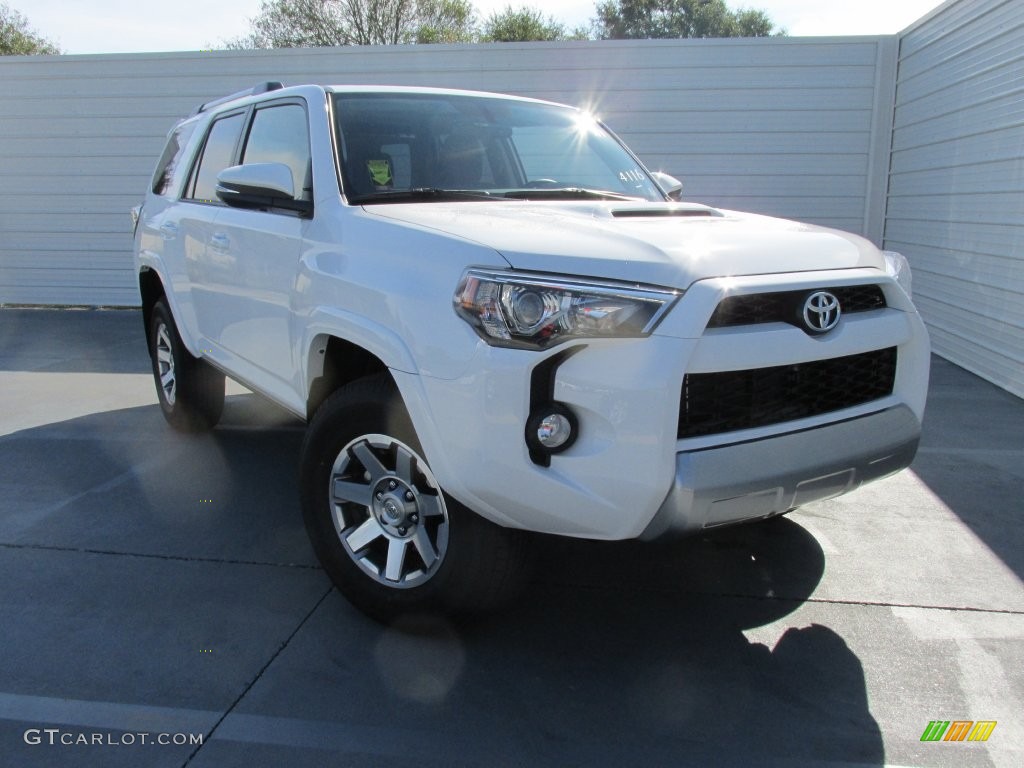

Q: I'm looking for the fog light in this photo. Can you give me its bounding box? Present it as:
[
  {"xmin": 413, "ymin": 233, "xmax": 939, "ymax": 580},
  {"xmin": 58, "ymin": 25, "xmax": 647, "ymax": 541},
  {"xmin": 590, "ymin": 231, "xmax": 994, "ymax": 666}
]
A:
[
  {"xmin": 537, "ymin": 413, "xmax": 572, "ymax": 448},
  {"xmin": 526, "ymin": 403, "xmax": 578, "ymax": 460}
]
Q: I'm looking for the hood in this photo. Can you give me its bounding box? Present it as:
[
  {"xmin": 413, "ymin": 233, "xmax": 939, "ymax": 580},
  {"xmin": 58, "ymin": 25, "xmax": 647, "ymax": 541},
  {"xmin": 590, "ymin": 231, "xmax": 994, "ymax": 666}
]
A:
[{"xmin": 365, "ymin": 200, "xmax": 884, "ymax": 289}]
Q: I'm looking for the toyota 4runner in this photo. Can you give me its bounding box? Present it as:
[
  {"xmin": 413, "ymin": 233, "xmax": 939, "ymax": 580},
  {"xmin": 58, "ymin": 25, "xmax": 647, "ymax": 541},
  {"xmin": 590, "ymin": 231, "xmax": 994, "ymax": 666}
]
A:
[{"xmin": 131, "ymin": 82, "xmax": 930, "ymax": 620}]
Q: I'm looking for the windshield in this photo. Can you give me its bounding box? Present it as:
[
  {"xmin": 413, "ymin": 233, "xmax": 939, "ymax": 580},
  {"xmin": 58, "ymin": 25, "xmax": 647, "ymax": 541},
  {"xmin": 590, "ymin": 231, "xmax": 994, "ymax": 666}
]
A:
[{"xmin": 332, "ymin": 92, "xmax": 665, "ymax": 204}]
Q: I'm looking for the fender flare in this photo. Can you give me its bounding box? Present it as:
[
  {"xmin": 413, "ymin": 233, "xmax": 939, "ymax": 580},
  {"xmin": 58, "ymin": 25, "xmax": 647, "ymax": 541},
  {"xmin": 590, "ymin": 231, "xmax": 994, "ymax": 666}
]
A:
[
  {"xmin": 136, "ymin": 255, "xmax": 202, "ymax": 357},
  {"xmin": 301, "ymin": 306, "xmax": 420, "ymax": 394}
]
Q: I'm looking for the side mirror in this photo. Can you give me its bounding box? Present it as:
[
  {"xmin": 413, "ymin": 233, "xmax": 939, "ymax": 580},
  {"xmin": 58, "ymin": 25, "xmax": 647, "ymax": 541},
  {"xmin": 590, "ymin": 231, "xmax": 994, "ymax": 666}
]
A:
[
  {"xmin": 216, "ymin": 163, "xmax": 312, "ymax": 215},
  {"xmin": 651, "ymin": 171, "xmax": 683, "ymax": 202}
]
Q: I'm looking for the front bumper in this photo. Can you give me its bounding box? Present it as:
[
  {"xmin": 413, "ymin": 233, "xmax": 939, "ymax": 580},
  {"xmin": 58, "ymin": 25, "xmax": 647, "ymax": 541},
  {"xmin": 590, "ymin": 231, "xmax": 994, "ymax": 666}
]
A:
[
  {"xmin": 641, "ymin": 405, "xmax": 921, "ymax": 539},
  {"xmin": 400, "ymin": 268, "xmax": 929, "ymax": 541}
]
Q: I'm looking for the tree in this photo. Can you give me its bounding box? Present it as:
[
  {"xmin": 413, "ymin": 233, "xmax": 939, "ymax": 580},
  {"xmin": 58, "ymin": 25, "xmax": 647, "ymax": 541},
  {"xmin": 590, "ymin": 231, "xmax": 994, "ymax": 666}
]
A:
[
  {"xmin": 594, "ymin": 0, "xmax": 782, "ymax": 40},
  {"xmin": 0, "ymin": 3, "xmax": 61, "ymax": 55},
  {"xmin": 480, "ymin": 6, "xmax": 574, "ymax": 42},
  {"xmin": 415, "ymin": 0, "xmax": 477, "ymax": 43},
  {"xmin": 226, "ymin": 0, "xmax": 476, "ymax": 48}
]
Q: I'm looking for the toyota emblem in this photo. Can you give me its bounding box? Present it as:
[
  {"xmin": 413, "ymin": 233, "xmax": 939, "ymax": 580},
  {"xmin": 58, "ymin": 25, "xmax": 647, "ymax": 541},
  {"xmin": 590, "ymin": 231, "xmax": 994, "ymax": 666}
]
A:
[{"xmin": 802, "ymin": 291, "xmax": 841, "ymax": 333}]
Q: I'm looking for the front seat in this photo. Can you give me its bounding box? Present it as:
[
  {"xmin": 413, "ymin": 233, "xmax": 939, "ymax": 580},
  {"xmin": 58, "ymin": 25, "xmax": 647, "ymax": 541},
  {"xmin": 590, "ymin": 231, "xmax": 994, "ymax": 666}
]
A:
[{"xmin": 437, "ymin": 129, "xmax": 487, "ymax": 189}]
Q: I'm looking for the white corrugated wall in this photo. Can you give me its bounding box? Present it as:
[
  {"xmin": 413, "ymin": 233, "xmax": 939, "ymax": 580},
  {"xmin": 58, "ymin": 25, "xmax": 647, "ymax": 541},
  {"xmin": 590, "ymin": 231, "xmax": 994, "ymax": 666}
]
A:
[
  {"xmin": 0, "ymin": 37, "xmax": 895, "ymax": 306},
  {"xmin": 885, "ymin": 0, "xmax": 1024, "ymax": 398}
]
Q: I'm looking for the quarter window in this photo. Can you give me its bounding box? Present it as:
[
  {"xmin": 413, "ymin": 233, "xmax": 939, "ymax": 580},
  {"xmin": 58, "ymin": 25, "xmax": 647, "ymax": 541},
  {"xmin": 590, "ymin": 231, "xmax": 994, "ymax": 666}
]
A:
[{"xmin": 152, "ymin": 122, "xmax": 197, "ymax": 197}]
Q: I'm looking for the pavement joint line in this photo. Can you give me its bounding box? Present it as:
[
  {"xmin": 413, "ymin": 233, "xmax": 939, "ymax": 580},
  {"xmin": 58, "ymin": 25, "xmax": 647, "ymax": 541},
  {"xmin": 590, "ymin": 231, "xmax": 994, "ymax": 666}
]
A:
[
  {"xmin": 1, "ymin": 426, "xmax": 306, "ymax": 441},
  {"xmin": 182, "ymin": 585, "xmax": 334, "ymax": 767},
  {"xmin": 0, "ymin": 434, "xmax": 169, "ymax": 442},
  {"xmin": 0, "ymin": 541, "xmax": 321, "ymax": 571},
  {"xmin": 547, "ymin": 582, "xmax": 1024, "ymax": 616},
  {"xmin": 4, "ymin": 540, "xmax": 1021, "ymax": 615},
  {"xmin": 734, "ymin": 593, "xmax": 1024, "ymax": 616},
  {"xmin": 917, "ymin": 446, "xmax": 1024, "ymax": 455}
]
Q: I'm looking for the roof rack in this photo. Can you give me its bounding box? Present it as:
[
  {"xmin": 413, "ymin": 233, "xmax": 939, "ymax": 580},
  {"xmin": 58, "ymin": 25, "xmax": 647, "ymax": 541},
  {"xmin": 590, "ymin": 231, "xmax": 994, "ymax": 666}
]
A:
[{"xmin": 191, "ymin": 82, "xmax": 284, "ymax": 116}]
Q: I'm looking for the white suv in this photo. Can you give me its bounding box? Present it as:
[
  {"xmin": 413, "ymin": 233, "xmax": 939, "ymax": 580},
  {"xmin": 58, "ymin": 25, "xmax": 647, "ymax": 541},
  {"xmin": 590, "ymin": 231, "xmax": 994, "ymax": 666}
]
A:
[{"xmin": 132, "ymin": 82, "xmax": 929, "ymax": 620}]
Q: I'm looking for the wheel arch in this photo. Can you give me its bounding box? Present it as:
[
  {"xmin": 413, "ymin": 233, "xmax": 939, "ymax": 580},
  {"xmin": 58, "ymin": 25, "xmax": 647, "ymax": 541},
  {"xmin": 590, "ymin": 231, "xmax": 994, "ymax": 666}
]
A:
[
  {"xmin": 305, "ymin": 334, "xmax": 392, "ymax": 420},
  {"xmin": 137, "ymin": 261, "xmax": 202, "ymax": 356},
  {"xmin": 301, "ymin": 306, "xmax": 422, "ymax": 416},
  {"xmin": 138, "ymin": 266, "xmax": 166, "ymax": 338},
  {"xmin": 302, "ymin": 329, "xmax": 468, "ymax": 524}
]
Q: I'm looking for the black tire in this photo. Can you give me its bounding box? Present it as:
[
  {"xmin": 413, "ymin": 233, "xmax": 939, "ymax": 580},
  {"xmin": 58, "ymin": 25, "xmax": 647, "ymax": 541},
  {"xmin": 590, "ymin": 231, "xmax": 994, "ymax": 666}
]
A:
[
  {"xmin": 148, "ymin": 299, "xmax": 224, "ymax": 432},
  {"xmin": 300, "ymin": 373, "xmax": 527, "ymax": 622}
]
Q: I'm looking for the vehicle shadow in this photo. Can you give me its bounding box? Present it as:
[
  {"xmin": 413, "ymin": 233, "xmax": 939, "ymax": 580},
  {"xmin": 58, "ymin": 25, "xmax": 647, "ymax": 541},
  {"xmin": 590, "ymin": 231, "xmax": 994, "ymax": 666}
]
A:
[
  {"xmin": 364, "ymin": 523, "xmax": 886, "ymax": 767},
  {"xmin": 281, "ymin": 517, "xmax": 884, "ymax": 766}
]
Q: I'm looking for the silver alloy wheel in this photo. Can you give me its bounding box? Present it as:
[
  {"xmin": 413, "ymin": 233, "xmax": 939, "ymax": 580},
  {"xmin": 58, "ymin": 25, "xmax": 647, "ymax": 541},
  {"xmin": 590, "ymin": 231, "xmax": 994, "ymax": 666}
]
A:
[
  {"xmin": 155, "ymin": 323, "xmax": 176, "ymax": 406},
  {"xmin": 330, "ymin": 434, "xmax": 450, "ymax": 589}
]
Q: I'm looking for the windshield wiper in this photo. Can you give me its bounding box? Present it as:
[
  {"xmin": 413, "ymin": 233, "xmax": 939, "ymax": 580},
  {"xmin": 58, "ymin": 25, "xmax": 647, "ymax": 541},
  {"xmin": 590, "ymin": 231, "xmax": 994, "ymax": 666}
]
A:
[
  {"xmin": 349, "ymin": 188, "xmax": 499, "ymax": 204},
  {"xmin": 501, "ymin": 187, "xmax": 643, "ymax": 201}
]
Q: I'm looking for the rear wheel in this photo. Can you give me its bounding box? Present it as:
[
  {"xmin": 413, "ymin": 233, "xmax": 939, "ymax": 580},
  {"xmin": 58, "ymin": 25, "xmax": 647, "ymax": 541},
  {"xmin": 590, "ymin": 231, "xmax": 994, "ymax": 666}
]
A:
[
  {"xmin": 300, "ymin": 374, "xmax": 527, "ymax": 622},
  {"xmin": 148, "ymin": 299, "xmax": 224, "ymax": 432}
]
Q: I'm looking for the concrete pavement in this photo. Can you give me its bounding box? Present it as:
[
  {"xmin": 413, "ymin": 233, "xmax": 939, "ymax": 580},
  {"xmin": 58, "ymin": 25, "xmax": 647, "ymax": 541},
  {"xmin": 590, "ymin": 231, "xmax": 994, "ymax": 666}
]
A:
[{"xmin": 0, "ymin": 307, "xmax": 1021, "ymax": 767}]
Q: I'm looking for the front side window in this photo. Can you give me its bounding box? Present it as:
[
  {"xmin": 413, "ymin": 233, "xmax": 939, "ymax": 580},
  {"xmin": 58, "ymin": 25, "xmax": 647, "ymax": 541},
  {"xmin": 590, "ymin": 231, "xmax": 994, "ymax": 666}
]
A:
[
  {"xmin": 187, "ymin": 112, "xmax": 245, "ymax": 203},
  {"xmin": 332, "ymin": 93, "xmax": 664, "ymax": 204},
  {"xmin": 242, "ymin": 103, "xmax": 312, "ymax": 201}
]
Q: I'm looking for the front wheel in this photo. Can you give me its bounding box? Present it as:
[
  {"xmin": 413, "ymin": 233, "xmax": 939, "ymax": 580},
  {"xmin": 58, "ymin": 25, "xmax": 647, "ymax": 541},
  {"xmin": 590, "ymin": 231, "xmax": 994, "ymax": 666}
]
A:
[{"xmin": 300, "ymin": 374, "xmax": 527, "ymax": 622}]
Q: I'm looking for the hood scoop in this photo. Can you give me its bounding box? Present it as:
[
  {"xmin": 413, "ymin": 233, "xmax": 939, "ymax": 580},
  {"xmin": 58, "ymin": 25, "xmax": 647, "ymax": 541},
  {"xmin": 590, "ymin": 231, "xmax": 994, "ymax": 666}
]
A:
[{"xmin": 611, "ymin": 206, "xmax": 722, "ymax": 219}]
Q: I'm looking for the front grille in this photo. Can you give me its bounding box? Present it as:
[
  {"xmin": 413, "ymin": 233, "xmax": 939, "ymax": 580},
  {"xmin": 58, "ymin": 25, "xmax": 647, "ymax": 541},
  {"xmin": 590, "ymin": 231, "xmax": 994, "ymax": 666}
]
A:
[
  {"xmin": 707, "ymin": 285, "xmax": 886, "ymax": 329},
  {"xmin": 678, "ymin": 348, "xmax": 897, "ymax": 439}
]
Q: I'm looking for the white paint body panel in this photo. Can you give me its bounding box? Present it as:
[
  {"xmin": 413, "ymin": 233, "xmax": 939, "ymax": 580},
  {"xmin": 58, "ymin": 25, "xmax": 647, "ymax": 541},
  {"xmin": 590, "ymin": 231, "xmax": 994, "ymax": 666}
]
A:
[{"xmin": 367, "ymin": 202, "xmax": 887, "ymax": 288}]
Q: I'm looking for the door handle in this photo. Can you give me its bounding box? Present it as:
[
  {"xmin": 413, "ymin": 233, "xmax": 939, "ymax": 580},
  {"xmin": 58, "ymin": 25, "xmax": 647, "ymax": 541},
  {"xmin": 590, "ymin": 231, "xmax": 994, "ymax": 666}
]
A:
[
  {"xmin": 210, "ymin": 233, "xmax": 230, "ymax": 251},
  {"xmin": 159, "ymin": 222, "xmax": 178, "ymax": 240}
]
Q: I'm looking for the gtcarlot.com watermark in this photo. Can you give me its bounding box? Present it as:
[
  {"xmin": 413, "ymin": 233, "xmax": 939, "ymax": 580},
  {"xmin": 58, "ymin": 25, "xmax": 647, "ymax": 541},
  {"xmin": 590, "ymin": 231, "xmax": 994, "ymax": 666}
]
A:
[{"xmin": 24, "ymin": 728, "xmax": 203, "ymax": 747}]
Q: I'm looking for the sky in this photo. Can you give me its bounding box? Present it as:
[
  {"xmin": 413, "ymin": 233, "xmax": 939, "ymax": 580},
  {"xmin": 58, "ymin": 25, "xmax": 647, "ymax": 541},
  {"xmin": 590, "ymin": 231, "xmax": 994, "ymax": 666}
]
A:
[{"xmin": 18, "ymin": 0, "xmax": 949, "ymax": 55}]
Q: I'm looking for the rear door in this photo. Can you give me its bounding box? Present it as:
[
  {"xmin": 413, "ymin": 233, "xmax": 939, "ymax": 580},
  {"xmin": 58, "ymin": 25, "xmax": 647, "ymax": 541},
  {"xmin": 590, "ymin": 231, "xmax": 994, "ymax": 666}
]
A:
[{"xmin": 180, "ymin": 109, "xmax": 248, "ymax": 350}]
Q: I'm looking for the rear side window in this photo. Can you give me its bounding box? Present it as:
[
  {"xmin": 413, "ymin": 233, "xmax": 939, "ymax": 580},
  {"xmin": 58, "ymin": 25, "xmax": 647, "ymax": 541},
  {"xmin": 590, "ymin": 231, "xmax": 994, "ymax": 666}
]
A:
[
  {"xmin": 152, "ymin": 122, "xmax": 197, "ymax": 197},
  {"xmin": 242, "ymin": 103, "xmax": 311, "ymax": 201},
  {"xmin": 187, "ymin": 112, "xmax": 245, "ymax": 203}
]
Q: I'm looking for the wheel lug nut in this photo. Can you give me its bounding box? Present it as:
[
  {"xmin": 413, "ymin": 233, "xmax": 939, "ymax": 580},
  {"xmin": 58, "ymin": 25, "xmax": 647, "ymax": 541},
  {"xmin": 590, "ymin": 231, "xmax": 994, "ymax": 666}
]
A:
[
  {"xmin": 388, "ymin": 480, "xmax": 397, "ymax": 490},
  {"xmin": 375, "ymin": 492, "xmax": 383, "ymax": 501},
  {"xmin": 410, "ymin": 513, "xmax": 419, "ymax": 523},
  {"xmin": 405, "ymin": 491, "xmax": 414, "ymax": 501},
  {"xmin": 398, "ymin": 526, "xmax": 407, "ymax": 535}
]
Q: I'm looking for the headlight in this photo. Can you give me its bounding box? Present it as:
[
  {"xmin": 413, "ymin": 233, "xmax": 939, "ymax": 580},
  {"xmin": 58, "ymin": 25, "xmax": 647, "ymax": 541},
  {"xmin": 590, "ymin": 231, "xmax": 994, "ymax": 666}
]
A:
[
  {"xmin": 453, "ymin": 269, "xmax": 679, "ymax": 350},
  {"xmin": 882, "ymin": 250, "xmax": 912, "ymax": 298}
]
